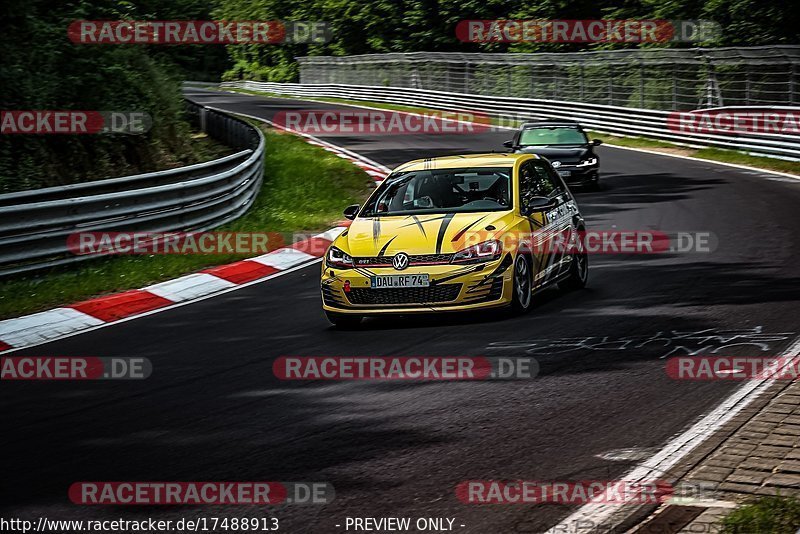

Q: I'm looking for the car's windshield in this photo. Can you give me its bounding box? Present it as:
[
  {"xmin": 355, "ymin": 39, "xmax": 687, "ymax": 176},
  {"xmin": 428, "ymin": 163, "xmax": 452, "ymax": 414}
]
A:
[
  {"xmin": 361, "ymin": 167, "xmax": 512, "ymax": 217},
  {"xmin": 519, "ymin": 127, "xmax": 588, "ymax": 146}
]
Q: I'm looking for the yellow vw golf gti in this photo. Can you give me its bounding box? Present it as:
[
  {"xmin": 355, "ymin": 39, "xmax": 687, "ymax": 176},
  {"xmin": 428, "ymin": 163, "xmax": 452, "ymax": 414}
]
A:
[{"xmin": 321, "ymin": 154, "xmax": 588, "ymax": 327}]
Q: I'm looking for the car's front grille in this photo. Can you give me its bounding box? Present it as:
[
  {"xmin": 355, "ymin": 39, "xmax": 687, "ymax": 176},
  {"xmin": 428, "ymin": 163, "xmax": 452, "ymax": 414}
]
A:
[
  {"xmin": 321, "ymin": 284, "xmax": 345, "ymax": 307},
  {"xmin": 409, "ymin": 253, "xmax": 453, "ymax": 264},
  {"xmin": 347, "ymin": 284, "xmax": 462, "ymax": 305},
  {"xmin": 353, "ymin": 253, "xmax": 453, "ymax": 267},
  {"xmin": 353, "ymin": 257, "xmax": 391, "ymax": 266},
  {"xmin": 487, "ymin": 277, "xmax": 504, "ymax": 300}
]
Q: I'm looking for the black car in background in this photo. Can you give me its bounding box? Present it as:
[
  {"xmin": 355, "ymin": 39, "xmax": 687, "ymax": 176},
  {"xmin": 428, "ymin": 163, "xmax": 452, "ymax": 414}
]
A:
[{"xmin": 504, "ymin": 121, "xmax": 602, "ymax": 189}]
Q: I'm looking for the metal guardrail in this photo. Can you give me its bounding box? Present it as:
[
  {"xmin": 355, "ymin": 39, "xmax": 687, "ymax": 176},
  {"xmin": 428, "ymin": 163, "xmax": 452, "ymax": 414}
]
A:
[
  {"xmin": 296, "ymin": 46, "xmax": 800, "ymax": 110},
  {"xmin": 219, "ymin": 80, "xmax": 800, "ymax": 161},
  {"xmin": 0, "ymin": 101, "xmax": 265, "ymax": 277}
]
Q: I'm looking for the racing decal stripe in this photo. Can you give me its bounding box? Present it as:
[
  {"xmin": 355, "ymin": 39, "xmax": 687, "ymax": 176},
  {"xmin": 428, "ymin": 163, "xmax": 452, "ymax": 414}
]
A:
[
  {"xmin": 399, "ymin": 214, "xmax": 448, "ymax": 230},
  {"xmin": 450, "ymin": 215, "xmax": 487, "ymax": 243},
  {"xmin": 528, "ymin": 214, "xmax": 544, "ymax": 230},
  {"xmin": 411, "ymin": 215, "xmax": 427, "ymax": 237},
  {"xmin": 372, "ymin": 218, "xmax": 381, "ymax": 245},
  {"xmin": 435, "ymin": 213, "xmax": 456, "ymax": 254},
  {"xmin": 378, "ymin": 236, "xmax": 398, "ymax": 257},
  {"xmin": 469, "ymin": 254, "xmax": 512, "ymax": 289},
  {"xmin": 430, "ymin": 266, "xmax": 480, "ymax": 285}
]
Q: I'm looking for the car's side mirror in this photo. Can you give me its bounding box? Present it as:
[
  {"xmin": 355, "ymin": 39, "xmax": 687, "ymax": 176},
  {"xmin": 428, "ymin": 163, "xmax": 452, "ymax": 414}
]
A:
[
  {"xmin": 521, "ymin": 196, "xmax": 557, "ymax": 216},
  {"xmin": 343, "ymin": 204, "xmax": 360, "ymax": 220},
  {"xmin": 592, "ymin": 139, "xmax": 603, "ymax": 146},
  {"xmin": 503, "ymin": 140, "xmax": 515, "ymax": 149}
]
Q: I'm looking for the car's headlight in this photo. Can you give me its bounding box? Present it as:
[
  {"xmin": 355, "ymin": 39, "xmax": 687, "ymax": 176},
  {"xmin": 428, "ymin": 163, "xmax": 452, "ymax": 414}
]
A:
[
  {"xmin": 327, "ymin": 246, "xmax": 354, "ymax": 268},
  {"xmin": 452, "ymin": 240, "xmax": 502, "ymax": 264},
  {"xmin": 576, "ymin": 156, "xmax": 598, "ymax": 167}
]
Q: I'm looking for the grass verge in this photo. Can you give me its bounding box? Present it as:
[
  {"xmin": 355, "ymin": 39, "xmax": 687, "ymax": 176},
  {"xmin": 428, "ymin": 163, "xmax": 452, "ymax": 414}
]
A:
[
  {"xmin": 227, "ymin": 87, "xmax": 800, "ymax": 176},
  {"xmin": 721, "ymin": 496, "xmax": 800, "ymax": 533},
  {"xmin": 0, "ymin": 125, "xmax": 373, "ymax": 320}
]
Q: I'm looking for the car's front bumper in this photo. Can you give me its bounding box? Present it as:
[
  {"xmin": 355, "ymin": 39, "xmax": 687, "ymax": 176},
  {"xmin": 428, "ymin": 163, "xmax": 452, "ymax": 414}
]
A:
[
  {"xmin": 320, "ymin": 254, "xmax": 514, "ymax": 314},
  {"xmin": 555, "ymin": 165, "xmax": 599, "ymax": 186}
]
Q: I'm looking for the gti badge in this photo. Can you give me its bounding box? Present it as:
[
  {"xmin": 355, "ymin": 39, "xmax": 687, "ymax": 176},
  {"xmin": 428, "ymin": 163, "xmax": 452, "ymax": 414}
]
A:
[{"xmin": 392, "ymin": 252, "xmax": 409, "ymax": 270}]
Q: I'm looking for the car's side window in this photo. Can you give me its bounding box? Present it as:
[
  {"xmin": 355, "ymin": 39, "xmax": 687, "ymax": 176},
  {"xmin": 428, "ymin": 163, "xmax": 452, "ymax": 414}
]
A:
[
  {"xmin": 546, "ymin": 165, "xmax": 567, "ymax": 193},
  {"xmin": 519, "ymin": 160, "xmax": 561, "ymax": 210},
  {"xmin": 545, "ymin": 165, "xmax": 570, "ymax": 197}
]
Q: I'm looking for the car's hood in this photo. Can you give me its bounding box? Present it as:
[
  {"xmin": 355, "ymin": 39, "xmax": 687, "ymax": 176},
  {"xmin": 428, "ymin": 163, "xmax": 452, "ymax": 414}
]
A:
[
  {"xmin": 517, "ymin": 145, "xmax": 590, "ymax": 164},
  {"xmin": 342, "ymin": 211, "xmax": 512, "ymax": 257}
]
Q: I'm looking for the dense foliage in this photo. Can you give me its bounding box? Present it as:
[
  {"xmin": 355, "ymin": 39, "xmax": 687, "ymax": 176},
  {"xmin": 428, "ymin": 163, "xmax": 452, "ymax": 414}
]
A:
[
  {"xmin": 1, "ymin": 0, "xmax": 797, "ymax": 191},
  {"xmin": 0, "ymin": 0, "xmax": 228, "ymax": 192},
  {"xmin": 215, "ymin": 0, "xmax": 800, "ymax": 81}
]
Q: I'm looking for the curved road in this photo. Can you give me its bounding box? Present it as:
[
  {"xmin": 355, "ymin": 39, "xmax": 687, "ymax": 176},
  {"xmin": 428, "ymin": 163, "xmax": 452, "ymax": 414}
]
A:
[{"xmin": 2, "ymin": 89, "xmax": 799, "ymax": 533}]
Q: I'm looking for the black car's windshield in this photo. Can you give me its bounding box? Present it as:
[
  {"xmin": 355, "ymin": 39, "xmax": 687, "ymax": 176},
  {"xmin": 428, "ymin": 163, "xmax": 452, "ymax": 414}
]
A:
[
  {"xmin": 361, "ymin": 167, "xmax": 512, "ymax": 217},
  {"xmin": 519, "ymin": 127, "xmax": 588, "ymax": 146}
]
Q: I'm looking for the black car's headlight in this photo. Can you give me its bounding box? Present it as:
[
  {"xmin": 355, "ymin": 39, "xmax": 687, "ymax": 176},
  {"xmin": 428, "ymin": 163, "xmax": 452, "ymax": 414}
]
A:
[
  {"xmin": 327, "ymin": 246, "xmax": 354, "ymax": 268},
  {"xmin": 576, "ymin": 156, "xmax": 598, "ymax": 167},
  {"xmin": 452, "ymin": 240, "xmax": 502, "ymax": 264}
]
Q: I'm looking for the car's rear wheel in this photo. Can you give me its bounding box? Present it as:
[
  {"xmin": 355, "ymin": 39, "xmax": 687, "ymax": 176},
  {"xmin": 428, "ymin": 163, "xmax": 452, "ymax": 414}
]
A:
[
  {"xmin": 325, "ymin": 311, "xmax": 363, "ymax": 329},
  {"xmin": 560, "ymin": 247, "xmax": 588, "ymax": 291},
  {"xmin": 511, "ymin": 254, "xmax": 533, "ymax": 314}
]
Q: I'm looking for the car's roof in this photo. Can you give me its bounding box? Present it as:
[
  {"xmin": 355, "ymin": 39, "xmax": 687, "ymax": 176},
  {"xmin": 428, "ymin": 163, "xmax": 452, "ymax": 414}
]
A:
[
  {"xmin": 521, "ymin": 120, "xmax": 583, "ymax": 129},
  {"xmin": 393, "ymin": 153, "xmax": 537, "ymax": 173}
]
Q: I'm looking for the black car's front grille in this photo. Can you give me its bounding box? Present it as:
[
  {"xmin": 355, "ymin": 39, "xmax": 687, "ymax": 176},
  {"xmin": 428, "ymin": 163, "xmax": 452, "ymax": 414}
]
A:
[
  {"xmin": 353, "ymin": 253, "xmax": 453, "ymax": 267},
  {"xmin": 347, "ymin": 284, "xmax": 462, "ymax": 305}
]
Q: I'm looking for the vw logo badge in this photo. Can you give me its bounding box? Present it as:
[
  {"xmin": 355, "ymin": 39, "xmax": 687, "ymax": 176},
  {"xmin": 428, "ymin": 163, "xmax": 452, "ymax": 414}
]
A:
[
  {"xmin": 392, "ymin": 252, "xmax": 409, "ymax": 270},
  {"xmin": 551, "ymin": 161, "xmax": 562, "ymax": 168}
]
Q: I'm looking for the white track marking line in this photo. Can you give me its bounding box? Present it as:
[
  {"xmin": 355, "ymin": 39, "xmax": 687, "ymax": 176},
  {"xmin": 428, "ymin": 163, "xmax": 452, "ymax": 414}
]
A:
[
  {"xmin": 547, "ymin": 336, "xmax": 800, "ymax": 533},
  {"xmin": 202, "ymin": 105, "xmax": 392, "ymax": 174},
  {"xmin": 601, "ymin": 144, "xmax": 800, "ymax": 181}
]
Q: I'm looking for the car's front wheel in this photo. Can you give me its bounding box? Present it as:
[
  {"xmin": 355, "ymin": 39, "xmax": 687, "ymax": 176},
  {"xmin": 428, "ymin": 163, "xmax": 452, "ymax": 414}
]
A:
[
  {"xmin": 325, "ymin": 311, "xmax": 363, "ymax": 329},
  {"xmin": 511, "ymin": 254, "xmax": 533, "ymax": 314},
  {"xmin": 560, "ymin": 246, "xmax": 588, "ymax": 291}
]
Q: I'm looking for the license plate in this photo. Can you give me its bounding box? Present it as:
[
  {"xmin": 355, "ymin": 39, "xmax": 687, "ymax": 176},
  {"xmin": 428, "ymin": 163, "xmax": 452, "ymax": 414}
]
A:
[
  {"xmin": 370, "ymin": 274, "xmax": 430, "ymax": 289},
  {"xmin": 557, "ymin": 170, "xmax": 571, "ymax": 177}
]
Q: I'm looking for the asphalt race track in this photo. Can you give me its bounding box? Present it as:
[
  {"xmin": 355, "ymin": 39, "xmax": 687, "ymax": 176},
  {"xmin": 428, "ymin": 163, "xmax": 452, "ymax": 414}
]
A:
[{"xmin": 2, "ymin": 89, "xmax": 800, "ymax": 532}]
